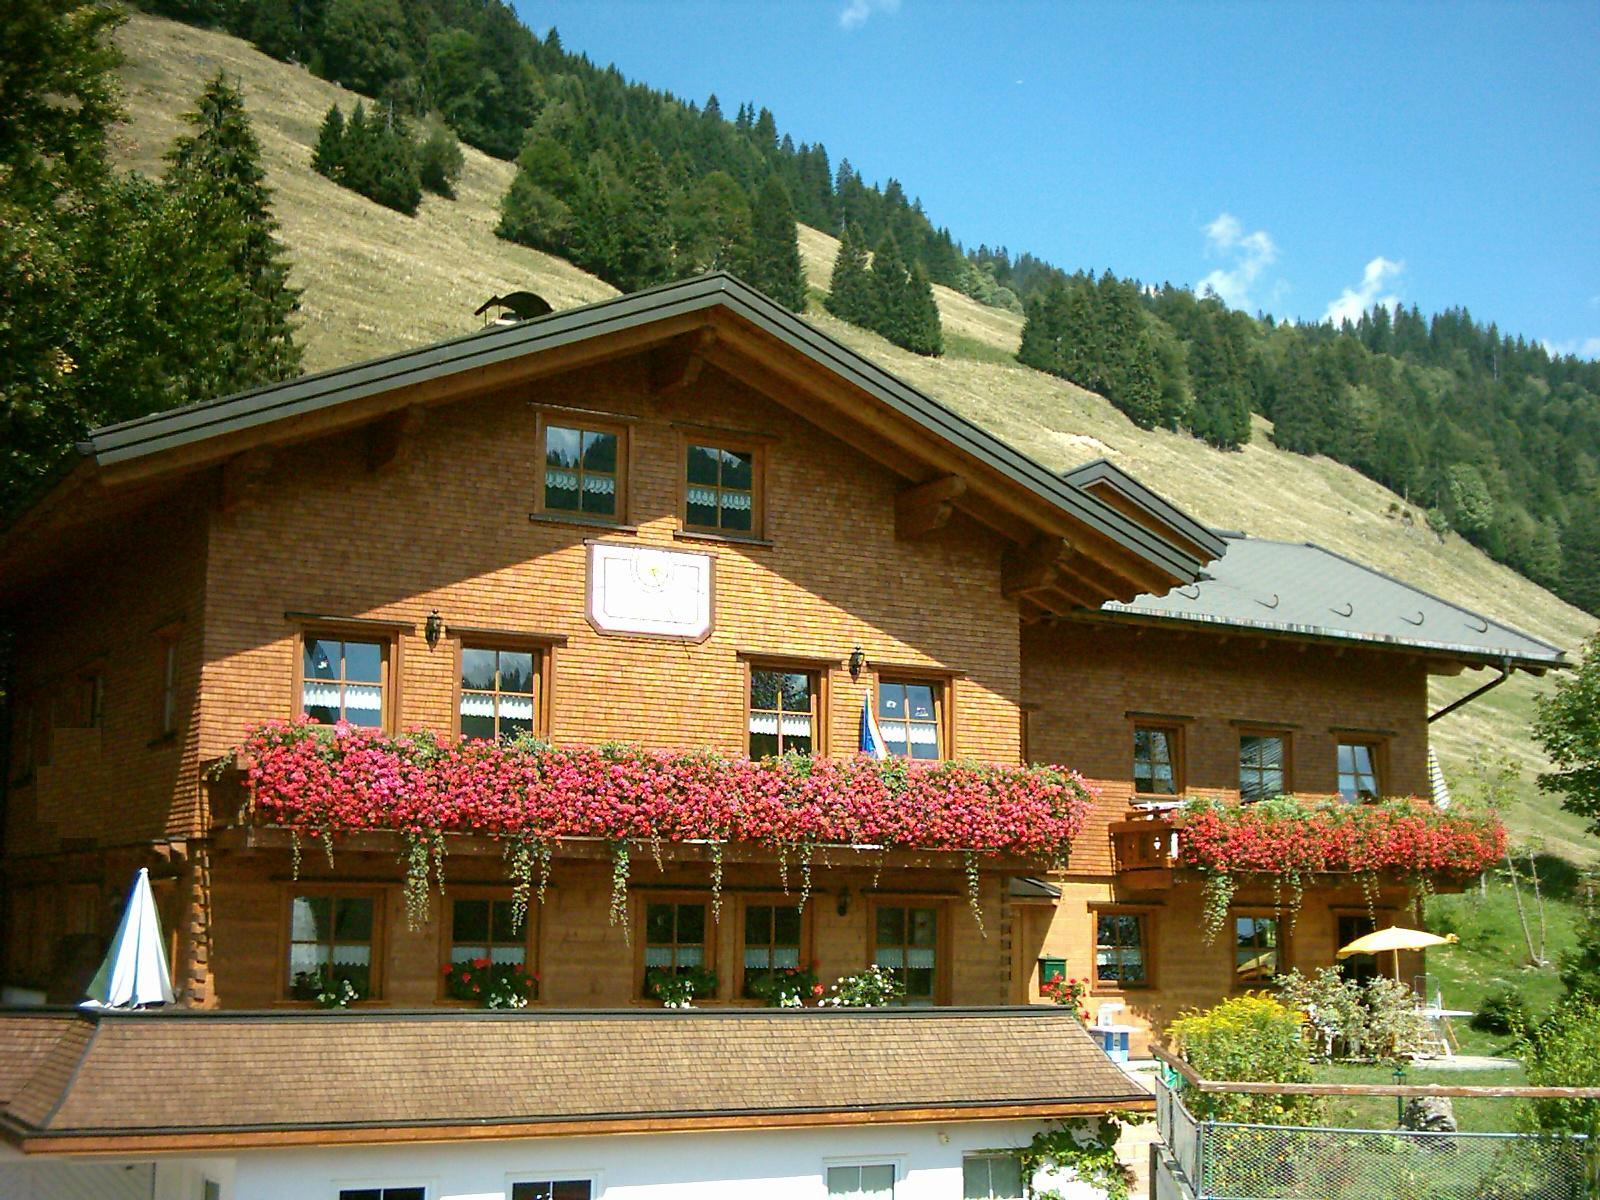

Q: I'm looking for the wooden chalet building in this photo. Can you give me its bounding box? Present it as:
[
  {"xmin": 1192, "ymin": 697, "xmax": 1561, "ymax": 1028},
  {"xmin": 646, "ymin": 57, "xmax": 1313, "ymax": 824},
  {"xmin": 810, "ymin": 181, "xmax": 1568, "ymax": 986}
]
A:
[{"xmin": 0, "ymin": 274, "xmax": 1560, "ymax": 1199}]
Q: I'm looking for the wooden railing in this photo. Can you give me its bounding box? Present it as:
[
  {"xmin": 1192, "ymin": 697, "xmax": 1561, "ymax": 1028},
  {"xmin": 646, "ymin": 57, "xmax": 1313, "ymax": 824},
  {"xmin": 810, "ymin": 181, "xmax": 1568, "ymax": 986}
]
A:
[{"xmin": 1108, "ymin": 807, "xmax": 1184, "ymax": 887}]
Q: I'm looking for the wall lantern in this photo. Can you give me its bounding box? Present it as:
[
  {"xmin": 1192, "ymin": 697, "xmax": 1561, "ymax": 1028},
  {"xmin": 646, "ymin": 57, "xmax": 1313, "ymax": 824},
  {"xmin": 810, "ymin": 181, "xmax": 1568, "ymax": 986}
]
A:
[
  {"xmin": 836, "ymin": 886, "xmax": 852, "ymax": 918},
  {"xmin": 425, "ymin": 609, "xmax": 443, "ymax": 649},
  {"xmin": 848, "ymin": 646, "xmax": 866, "ymax": 682}
]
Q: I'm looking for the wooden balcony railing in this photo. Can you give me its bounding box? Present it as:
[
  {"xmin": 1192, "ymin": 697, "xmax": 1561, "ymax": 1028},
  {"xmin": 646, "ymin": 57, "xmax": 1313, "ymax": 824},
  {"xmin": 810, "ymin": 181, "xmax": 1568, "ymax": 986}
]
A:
[{"xmin": 1108, "ymin": 807, "xmax": 1184, "ymax": 888}]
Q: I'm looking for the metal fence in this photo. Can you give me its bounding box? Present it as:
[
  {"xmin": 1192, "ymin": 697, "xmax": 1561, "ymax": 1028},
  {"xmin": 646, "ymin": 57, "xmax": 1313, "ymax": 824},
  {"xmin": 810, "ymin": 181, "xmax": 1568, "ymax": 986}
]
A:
[{"xmin": 1153, "ymin": 1073, "xmax": 1593, "ymax": 1200}]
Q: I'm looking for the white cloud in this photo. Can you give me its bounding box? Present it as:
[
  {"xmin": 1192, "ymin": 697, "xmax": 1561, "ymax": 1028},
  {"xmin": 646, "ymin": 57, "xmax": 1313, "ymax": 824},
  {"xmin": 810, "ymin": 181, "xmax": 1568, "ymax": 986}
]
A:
[
  {"xmin": 839, "ymin": 0, "xmax": 899, "ymax": 30},
  {"xmin": 1541, "ymin": 336, "xmax": 1600, "ymax": 360},
  {"xmin": 1197, "ymin": 213, "xmax": 1279, "ymax": 310},
  {"xmin": 1322, "ymin": 256, "xmax": 1404, "ymax": 326}
]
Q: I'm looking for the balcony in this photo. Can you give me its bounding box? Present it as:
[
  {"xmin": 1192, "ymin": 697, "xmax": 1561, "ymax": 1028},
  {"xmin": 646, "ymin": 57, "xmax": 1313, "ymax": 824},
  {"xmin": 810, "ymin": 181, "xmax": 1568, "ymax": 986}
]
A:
[
  {"xmin": 1110, "ymin": 797, "xmax": 1505, "ymax": 893},
  {"xmin": 209, "ymin": 720, "xmax": 1100, "ymax": 927}
]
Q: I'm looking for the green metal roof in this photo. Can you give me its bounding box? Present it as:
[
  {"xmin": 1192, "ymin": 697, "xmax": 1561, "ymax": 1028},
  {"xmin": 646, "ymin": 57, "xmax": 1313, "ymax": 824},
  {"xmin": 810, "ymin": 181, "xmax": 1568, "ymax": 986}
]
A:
[
  {"xmin": 82, "ymin": 272, "xmax": 1207, "ymax": 584},
  {"xmin": 1101, "ymin": 533, "xmax": 1566, "ymax": 668}
]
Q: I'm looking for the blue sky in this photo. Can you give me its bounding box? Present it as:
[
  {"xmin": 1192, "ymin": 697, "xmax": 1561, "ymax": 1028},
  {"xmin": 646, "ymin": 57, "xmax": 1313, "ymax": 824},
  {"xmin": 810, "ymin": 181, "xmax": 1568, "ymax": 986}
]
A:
[{"xmin": 515, "ymin": 1, "xmax": 1600, "ymax": 357}]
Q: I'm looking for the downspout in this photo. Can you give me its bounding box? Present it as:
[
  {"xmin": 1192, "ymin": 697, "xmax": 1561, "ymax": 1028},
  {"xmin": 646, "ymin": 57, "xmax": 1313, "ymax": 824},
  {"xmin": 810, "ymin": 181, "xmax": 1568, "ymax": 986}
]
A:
[{"xmin": 1428, "ymin": 656, "xmax": 1513, "ymax": 724}]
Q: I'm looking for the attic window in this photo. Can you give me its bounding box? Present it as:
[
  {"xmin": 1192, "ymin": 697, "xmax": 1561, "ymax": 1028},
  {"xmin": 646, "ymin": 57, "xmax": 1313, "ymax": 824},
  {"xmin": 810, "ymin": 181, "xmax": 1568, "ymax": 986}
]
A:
[
  {"xmin": 1337, "ymin": 741, "xmax": 1381, "ymax": 802},
  {"xmin": 538, "ymin": 417, "xmax": 625, "ymax": 521},
  {"xmin": 684, "ymin": 442, "xmax": 758, "ymax": 535}
]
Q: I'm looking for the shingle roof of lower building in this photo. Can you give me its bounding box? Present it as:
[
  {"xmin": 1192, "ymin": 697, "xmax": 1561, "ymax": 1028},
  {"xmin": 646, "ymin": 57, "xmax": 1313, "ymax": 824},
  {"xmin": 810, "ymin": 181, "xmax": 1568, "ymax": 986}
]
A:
[
  {"xmin": 0, "ymin": 1007, "xmax": 1147, "ymax": 1150},
  {"xmin": 1099, "ymin": 533, "xmax": 1566, "ymax": 669}
]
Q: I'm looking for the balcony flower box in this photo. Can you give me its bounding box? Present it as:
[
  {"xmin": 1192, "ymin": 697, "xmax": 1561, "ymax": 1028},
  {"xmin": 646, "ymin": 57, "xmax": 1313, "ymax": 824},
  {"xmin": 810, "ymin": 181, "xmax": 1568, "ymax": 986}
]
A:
[
  {"xmin": 230, "ymin": 718, "xmax": 1096, "ymax": 930},
  {"xmin": 1110, "ymin": 796, "xmax": 1505, "ymax": 940}
]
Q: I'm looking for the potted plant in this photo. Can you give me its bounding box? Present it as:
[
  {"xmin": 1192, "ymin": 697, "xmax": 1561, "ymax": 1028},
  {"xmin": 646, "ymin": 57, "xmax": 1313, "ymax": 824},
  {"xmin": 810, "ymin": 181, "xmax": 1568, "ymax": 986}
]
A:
[
  {"xmin": 291, "ymin": 964, "xmax": 365, "ymax": 1009},
  {"xmin": 646, "ymin": 966, "xmax": 718, "ymax": 1008},
  {"xmin": 747, "ymin": 965, "xmax": 822, "ymax": 1007},
  {"xmin": 443, "ymin": 958, "xmax": 539, "ymax": 1009},
  {"xmin": 818, "ymin": 965, "xmax": 905, "ymax": 1007}
]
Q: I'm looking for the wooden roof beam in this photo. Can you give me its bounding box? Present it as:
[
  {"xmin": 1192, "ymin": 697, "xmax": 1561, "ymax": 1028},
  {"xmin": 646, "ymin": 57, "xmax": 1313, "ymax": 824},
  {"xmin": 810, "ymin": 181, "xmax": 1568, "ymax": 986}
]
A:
[
  {"xmin": 365, "ymin": 406, "xmax": 425, "ymax": 473},
  {"xmin": 895, "ymin": 474, "xmax": 967, "ymax": 540}
]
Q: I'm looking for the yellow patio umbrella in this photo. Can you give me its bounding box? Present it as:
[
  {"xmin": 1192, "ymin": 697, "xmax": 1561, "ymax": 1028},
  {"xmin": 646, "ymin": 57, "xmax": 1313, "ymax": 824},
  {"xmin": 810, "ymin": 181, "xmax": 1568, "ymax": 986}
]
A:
[{"xmin": 1336, "ymin": 925, "xmax": 1458, "ymax": 981}]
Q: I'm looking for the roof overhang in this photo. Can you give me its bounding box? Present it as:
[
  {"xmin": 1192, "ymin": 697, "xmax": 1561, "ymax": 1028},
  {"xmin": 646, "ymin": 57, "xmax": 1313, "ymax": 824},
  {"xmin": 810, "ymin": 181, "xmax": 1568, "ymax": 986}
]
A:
[
  {"xmin": 0, "ymin": 1006, "xmax": 1150, "ymax": 1154},
  {"xmin": 0, "ymin": 274, "xmax": 1213, "ymax": 609}
]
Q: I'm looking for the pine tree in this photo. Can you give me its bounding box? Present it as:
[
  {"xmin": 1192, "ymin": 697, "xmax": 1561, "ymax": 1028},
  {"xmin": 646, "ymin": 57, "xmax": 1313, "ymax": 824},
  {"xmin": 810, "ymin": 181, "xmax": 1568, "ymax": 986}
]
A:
[
  {"xmin": 824, "ymin": 222, "xmax": 873, "ymax": 326},
  {"xmin": 162, "ymin": 71, "xmax": 301, "ymax": 388},
  {"xmin": 745, "ymin": 175, "xmax": 806, "ymax": 311},
  {"xmin": 312, "ymin": 104, "xmax": 346, "ymax": 179},
  {"xmin": 613, "ymin": 143, "xmax": 673, "ymax": 291},
  {"xmin": 900, "ymin": 263, "xmax": 944, "ymax": 356},
  {"xmin": 1186, "ymin": 303, "xmax": 1252, "ymax": 449}
]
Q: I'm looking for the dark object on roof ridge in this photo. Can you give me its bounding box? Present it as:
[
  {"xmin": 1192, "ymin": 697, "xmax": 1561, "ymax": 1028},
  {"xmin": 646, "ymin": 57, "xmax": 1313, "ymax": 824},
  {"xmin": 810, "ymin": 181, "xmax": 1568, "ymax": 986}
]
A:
[{"xmin": 474, "ymin": 290, "xmax": 553, "ymax": 321}]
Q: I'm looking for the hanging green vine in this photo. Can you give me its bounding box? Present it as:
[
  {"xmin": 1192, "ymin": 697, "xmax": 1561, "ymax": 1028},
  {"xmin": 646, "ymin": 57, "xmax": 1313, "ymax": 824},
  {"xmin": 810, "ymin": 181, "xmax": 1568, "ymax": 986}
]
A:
[
  {"xmin": 1199, "ymin": 871, "xmax": 1236, "ymax": 944},
  {"xmin": 797, "ymin": 841, "xmax": 816, "ymax": 912},
  {"xmin": 609, "ymin": 841, "xmax": 631, "ymax": 937},
  {"xmin": 1020, "ymin": 1111, "xmax": 1145, "ymax": 1200},
  {"xmin": 321, "ymin": 830, "xmax": 336, "ymax": 870},
  {"xmin": 1359, "ymin": 869, "xmax": 1381, "ymax": 923},
  {"xmin": 400, "ymin": 830, "xmax": 444, "ymax": 931},
  {"xmin": 504, "ymin": 836, "xmax": 551, "ymax": 935},
  {"xmin": 289, "ymin": 827, "xmax": 302, "ymax": 880},
  {"xmin": 963, "ymin": 850, "xmax": 987, "ymax": 937},
  {"xmin": 710, "ymin": 842, "xmax": 725, "ymax": 925}
]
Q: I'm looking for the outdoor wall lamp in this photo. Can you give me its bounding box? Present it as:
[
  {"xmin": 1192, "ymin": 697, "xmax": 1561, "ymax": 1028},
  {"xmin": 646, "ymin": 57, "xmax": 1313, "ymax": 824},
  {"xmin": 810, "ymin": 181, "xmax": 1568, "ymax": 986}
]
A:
[
  {"xmin": 848, "ymin": 646, "xmax": 866, "ymax": 681},
  {"xmin": 425, "ymin": 609, "xmax": 443, "ymax": 649},
  {"xmin": 837, "ymin": 886, "xmax": 852, "ymax": 918}
]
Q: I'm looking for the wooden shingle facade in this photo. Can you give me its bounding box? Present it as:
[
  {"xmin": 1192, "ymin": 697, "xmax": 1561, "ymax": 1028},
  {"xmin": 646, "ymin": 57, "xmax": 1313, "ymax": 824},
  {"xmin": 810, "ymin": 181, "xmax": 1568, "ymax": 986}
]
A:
[{"xmin": 0, "ymin": 275, "xmax": 1556, "ymax": 1055}]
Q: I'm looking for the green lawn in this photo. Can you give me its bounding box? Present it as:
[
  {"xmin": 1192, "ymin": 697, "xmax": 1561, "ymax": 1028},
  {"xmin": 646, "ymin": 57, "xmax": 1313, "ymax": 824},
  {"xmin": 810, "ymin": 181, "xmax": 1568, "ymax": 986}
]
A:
[
  {"xmin": 1311, "ymin": 1062, "xmax": 1528, "ymax": 1132},
  {"xmin": 1426, "ymin": 871, "xmax": 1588, "ymax": 1056}
]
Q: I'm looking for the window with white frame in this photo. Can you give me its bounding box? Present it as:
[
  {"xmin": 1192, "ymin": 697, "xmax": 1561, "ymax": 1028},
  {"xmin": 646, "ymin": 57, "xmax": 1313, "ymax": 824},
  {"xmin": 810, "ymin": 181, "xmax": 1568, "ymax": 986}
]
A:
[
  {"xmin": 964, "ymin": 1154, "xmax": 1026, "ymax": 1200},
  {"xmin": 511, "ymin": 1182, "xmax": 592, "ymax": 1200},
  {"xmin": 827, "ymin": 1164, "xmax": 895, "ymax": 1199}
]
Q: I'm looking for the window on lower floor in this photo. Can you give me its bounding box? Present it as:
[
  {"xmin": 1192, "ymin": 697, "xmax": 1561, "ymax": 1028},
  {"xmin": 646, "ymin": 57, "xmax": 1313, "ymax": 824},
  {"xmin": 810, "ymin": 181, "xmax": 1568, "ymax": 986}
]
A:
[
  {"xmin": 1337, "ymin": 741, "xmax": 1381, "ymax": 802},
  {"xmin": 827, "ymin": 1164, "xmax": 895, "ymax": 1199},
  {"xmin": 287, "ymin": 893, "xmax": 376, "ymax": 1002},
  {"xmin": 874, "ymin": 904, "xmax": 938, "ymax": 1005},
  {"xmin": 642, "ymin": 900, "xmax": 709, "ymax": 998},
  {"xmin": 446, "ymin": 896, "xmax": 536, "ymax": 1003},
  {"xmin": 1234, "ymin": 915, "xmax": 1282, "ymax": 986},
  {"xmin": 964, "ymin": 1154, "xmax": 1026, "ymax": 1200},
  {"xmin": 338, "ymin": 1188, "xmax": 425, "ymax": 1200},
  {"xmin": 301, "ymin": 634, "xmax": 385, "ymax": 727},
  {"xmin": 1239, "ymin": 732, "xmax": 1288, "ymax": 801},
  {"xmin": 742, "ymin": 902, "xmax": 804, "ymax": 998},
  {"xmin": 1337, "ymin": 914, "xmax": 1379, "ymax": 984},
  {"xmin": 876, "ymin": 679, "xmax": 944, "ymax": 760},
  {"xmin": 1094, "ymin": 911, "xmax": 1149, "ymax": 988},
  {"xmin": 748, "ymin": 667, "xmax": 816, "ymax": 757},
  {"xmin": 459, "ymin": 646, "xmax": 538, "ymax": 741},
  {"xmin": 1133, "ymin": 725, "xmax": 1180, "ymax": 796},
  {"xmin": 512, "ymin": 1182, "xmax": 592, "ymax": 1200}
]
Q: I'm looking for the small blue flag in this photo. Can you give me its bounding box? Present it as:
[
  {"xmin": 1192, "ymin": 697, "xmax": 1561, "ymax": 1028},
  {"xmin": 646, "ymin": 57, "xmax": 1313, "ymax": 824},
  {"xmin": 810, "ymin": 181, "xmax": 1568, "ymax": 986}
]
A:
[{"xmin": 859, "ymin": 694, "xmax": 889, "ymax": 760}]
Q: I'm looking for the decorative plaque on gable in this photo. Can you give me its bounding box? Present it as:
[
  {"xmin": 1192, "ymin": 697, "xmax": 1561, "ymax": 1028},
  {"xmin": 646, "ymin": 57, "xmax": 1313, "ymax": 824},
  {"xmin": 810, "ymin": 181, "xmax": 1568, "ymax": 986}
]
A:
[{"xmin": 585, "ymin": 542, "xmax": 714, "ymax": 641}]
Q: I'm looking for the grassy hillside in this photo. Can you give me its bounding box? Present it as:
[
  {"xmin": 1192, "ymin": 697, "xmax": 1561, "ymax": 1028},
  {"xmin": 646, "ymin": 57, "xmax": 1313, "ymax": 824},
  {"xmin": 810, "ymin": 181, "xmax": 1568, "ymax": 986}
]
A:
[{"xmin": 114, "ymin": 14, "xmax": 1596, "ymax": 860}]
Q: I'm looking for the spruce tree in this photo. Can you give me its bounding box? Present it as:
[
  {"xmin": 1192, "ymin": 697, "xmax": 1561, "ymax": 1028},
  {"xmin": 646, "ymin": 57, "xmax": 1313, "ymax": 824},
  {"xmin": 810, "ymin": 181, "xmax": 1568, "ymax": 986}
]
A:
[
  {"xmin": 613, "ymin": 143, "xmax": 673, "ymax": 291},
  {"xmin": 1186, "ymin": 303, "xmax": 1252, "ymax": 449},
  {"xmin": 162, "ymin": 71, "xmax": 301, "ymax": 389},
  {"xmin": 900, "ymin": 263, "xmax": 943, "ymax": 356},
  {"xmin": 746, "ymin": 175, "xmax": 806, "ymax": 311},
  {"xmin": 824, "ymin": 222, "xmax": 873, "ymax": 326},
  {"xmin": 312, "ymin": 104, "xmax": 346, "ymax": 180}
]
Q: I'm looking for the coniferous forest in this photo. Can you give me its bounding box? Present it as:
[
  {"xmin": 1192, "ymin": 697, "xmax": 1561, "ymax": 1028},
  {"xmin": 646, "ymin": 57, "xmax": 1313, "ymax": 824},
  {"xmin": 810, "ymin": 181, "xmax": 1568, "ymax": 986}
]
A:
[{"xmin": 12, "ymin": 0, "xmax": 1600, "ymax": 618}]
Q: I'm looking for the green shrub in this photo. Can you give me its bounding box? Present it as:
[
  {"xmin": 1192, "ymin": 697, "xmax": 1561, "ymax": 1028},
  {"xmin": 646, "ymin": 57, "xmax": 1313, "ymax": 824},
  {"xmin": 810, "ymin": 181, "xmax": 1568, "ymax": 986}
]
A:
[
  {"xmin": 1471, "ymin": 985, "xmax": 1531, "ymax": 1034},
  {"xmin": 1558, "ymin": 923, "xmax": 1600, "ymax": 1001},
  {"xmin": 1518, "ymin": 996, "xmax": 1600, "ymax": 1181},
  {"xmin": 1169, "ymin": 993, "xmax": 1320, "ymax": 1123}
]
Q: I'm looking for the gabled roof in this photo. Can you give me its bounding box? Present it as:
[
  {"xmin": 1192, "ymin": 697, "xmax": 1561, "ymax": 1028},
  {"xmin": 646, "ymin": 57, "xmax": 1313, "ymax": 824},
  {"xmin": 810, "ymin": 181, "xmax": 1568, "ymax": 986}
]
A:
[
  {"xmin": 2, "ymin": 273, "xmax": 1210, "ymax": 606},
  {"xmin": 0, "ymin": 1007, "xmax": 1148, "ymax": 1153},
  {"xmin": 1097, "ymin": 533, "xmax": 1565, "ymax": 670},
  {"xmin": 1062, "ymin": 458, "xmax": 1227, "ymax": 562}
]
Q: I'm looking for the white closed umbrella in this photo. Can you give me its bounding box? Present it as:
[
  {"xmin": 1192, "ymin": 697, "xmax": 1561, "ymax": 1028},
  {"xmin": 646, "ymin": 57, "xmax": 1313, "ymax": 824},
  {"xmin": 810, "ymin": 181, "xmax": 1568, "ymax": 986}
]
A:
[{"xmin": 83, "ymin": 868, "xmax": 174, "ymax": 1008}]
